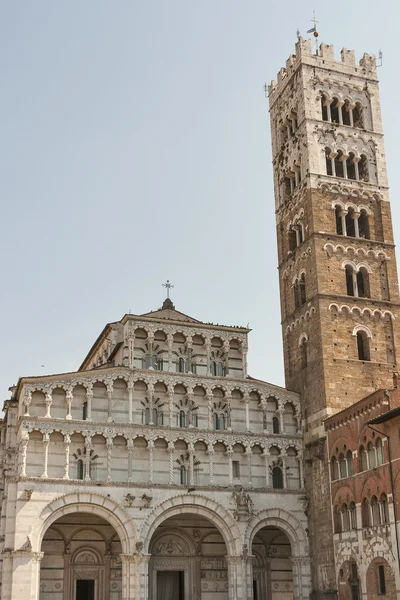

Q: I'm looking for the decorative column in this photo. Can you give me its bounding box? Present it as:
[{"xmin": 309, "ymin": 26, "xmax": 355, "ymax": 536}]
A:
[
  {"xmin": 353, "ymin": 212, "xmax": 360, "ymax": 238},
  {"xmin": 63, "ymin": 434, "xmax": 71, "ymax": 479},
  {"xmin": 352, "ymin": 270, "xmax": 359, "ymax": 297},
  {"xmin": 41, "ymin": 433, "xmax": 50, "ymax": 478},
  {"xmin": 137, "ymin": 553, "xmax": 151, "ymax": 600},
  {"xmin": 65, "ymin": 389, "xmax": 73, "ymax": 420},
  {"xmin": 187, "ymin": 393, "xmax": 194, "ymax": 428},
  {"xmin": 244, "ymin": 393, "xmax": 250, "ymax": 430},
  {"xmin": 225, "ymin": 555, "xmax": 243, "ymax": 600},
  {"xmin": 148, "ymin": 332, "xmax": 154, "ymax": 369},
  {"xmin": 187, "ymin": 336, "xmax": 193, "ymax": 373},
  {"xmin": 128, "ymin": 333, "xmax": 135, "ymax": 369},
  {"xmin": 148, "ymin": 439, "xmax": 154, "ymax": 483},
  {"xmin": 337, "ymin": 100, "xmax": 344, "ymax": 124},
  {"xmin": 342, "ymin": 155, "xmax": 348, "ymax": 179},
  {"xmin": 86, "ymin": 384, "xmax": 93, "ymax": 421},
  {"xmin": 23, "ymin": 390, "xmax": 32, "ymax": 417},
  {"xmin": 167, "ymin": 385, "xmax": 174, "ymax": 427},
  {"xmin": 127, "ymin": 439, "xmax": 134, "ymax": 482},
  {"xmin": 226, "ymin": 394, "xmax": 232, "ymax": 430},
  {"xmin": 278, "ymin": 405, "xmax": 285, "ymax": 433},
  {"xmin": 84, "ymin": 434, "xmax": 92, "ymax": 481},
  {"xmin": 44, "ymin": 392, "xmax": 52, "ymax": 418},
  {"xmin": 242, "ymin": 342, "xmax": 248, "ymax": 378},
  {"xmin": 207, "ymin": 444, "xmax": 214, "ymax": 485},
  {"xmin": 223, "ymin": 340, "xmax": 230, "ymax": 376},
  {"xmin": 106, "ymin": 437, "xmax": 113, "ymax": 482},
  {"xmin": 298, "ymin": 453, "xmax": 304, "ymax": 489},
  {"xmin": 168, "ymin": 442, "xmax": 174, "ymax": 484},
  {"xmin": 188, "ymin": 443, "xmax": 195, "ymax": 485},
  {"xmin": 227, "ymin": 448, "xmax": 233, "ymax": 485},
  {"xmin": 107, "ymin": 381, "xmax": 114, "ymax": 423},
  {"xmin": 246, "ymin": 446, "xmax": 252, "ymax": 487},
  {"xmin": 263, "ymin": 450, "xmax": 270, "ymax": 487},
  {"xmin": 339, "ymin": 210, "xmax": 348, "ymax": 236},
  {"xmin": 329, "ymin": 152, "xmax": 337, "ymax": 177},
  {"xmin": 205, "ymin": 339, "xmax": 211, "ymax": 375},
  {"xmin": 282, "ymin": 454, "xmax": 288, "ymax": 489},
  {"xmin": 167, "ymin": 333, "xmax": 173, "ymax": 372},
  {"xmin": 348, "ymin": 103, "xmax": 355, "ymax": 126},
  {"xmin": 207, "ymin": 394, "xmax": 213, "ymax": 429},
  {"xmin": 128, "ymin": 380, "xmax": 134, "ymax": 424},
  {"xmin": 148, "ymin": 383, "xmax": 154, "ymax": 425},
  {"xmin": 19, "ymin": 436, "xmax": 29, "ymax": 477}
]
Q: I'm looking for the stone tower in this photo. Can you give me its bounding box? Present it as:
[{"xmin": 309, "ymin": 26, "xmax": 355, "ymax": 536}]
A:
[{"xmin": 268, "ymin": 39, "xmax": 400, "ymax": 599}]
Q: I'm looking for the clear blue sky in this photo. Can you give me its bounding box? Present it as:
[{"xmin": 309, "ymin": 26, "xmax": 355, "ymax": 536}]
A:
[{"xmin": 1, "ymin": 1, "xmax": 398, "ymax": 398}]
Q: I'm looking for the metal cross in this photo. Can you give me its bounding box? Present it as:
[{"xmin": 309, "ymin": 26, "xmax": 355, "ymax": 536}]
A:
[{"xmin": 162, "ymin": 280, "xmax": 174, "ymax": 298}]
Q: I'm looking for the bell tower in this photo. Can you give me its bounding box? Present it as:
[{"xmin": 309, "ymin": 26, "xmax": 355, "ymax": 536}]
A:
[{"xmin": 268, "ymin": 38, "xmax": 400, "ymax": 599}]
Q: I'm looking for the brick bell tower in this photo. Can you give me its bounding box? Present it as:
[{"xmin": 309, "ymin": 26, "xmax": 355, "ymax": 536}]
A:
[{"xmin": 268, "ymin": 38, "xmax": 400, "ymax": 599}]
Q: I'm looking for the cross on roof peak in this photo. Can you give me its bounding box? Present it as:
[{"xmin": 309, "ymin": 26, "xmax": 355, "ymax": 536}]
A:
[{"xmin": 162, "ymin": 280, "xmax": 174, "ymax": 299}]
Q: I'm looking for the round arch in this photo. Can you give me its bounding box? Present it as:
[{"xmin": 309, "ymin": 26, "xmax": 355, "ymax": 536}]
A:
[
  {"xmin": 30, "ymin": 492, "xmax": 137, "ymax": 554},
  {"xmin": 140, "ymin": 494, "xmax": 240, "ymax": 555},
  {"xmin": 244, "ymin": 508, "xmax": 309, "ymax": 557}
]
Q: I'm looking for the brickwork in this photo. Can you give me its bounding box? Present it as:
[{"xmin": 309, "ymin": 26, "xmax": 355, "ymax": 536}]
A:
[{"xmin": 269, "ymin": 37, "xmax": 400, "ymax": 600}]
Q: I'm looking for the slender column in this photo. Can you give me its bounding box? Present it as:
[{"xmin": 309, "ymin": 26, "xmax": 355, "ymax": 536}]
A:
[
  {"xmin": 278, "ymin": 405, "xmax": 285, "ymax": 433},
  {"xmin": 349, "ymin": 103, "xmax": 355, "ymax": 126},
  {"xmin": 337, "ymin": 100, "xmax": 344, "ymax": 124},
  {"xmin": 246, "ymin": 447, "xmax": 252, "ymax": 487},
  {"xmin": 127, "ymin": 439, "xmax": 134, "ymax": 482},
  {"xmin": 295, "ymin": 226, "xmax": 300, "ymax": 246},
  {"xmin": 106, "ymin": 438, "xmax": 113, "ymax": 482},
  {"xmin": 107, "ymin": 381, "xmax": 113, "ymax": 423},
  {"xmin": 44, "ymin": 392, "xmax": 52, "ymax": 418},
  {"xmin": 167, "ymin": 334, "xmax": 173, "ymax": 372},
  {"xmin": 342, "ymin": 156, "xmax": 348, "ymax": 179},
  {"xmin": 128, "ymin": 380, "xmax": 134, "ymax": 424},
  {"xmin": 205, "ymin": 339, "xmax": 211, "ymax": 375},
  {"xmin": 148, "ymin": 383, "xmax": 154, "ymax": 425},
  {"xmin": 226, "ymin": 394, "xmax": 232, "ymax": 430},
  {"xmin": 188, "ymin": 443, "xmax": 195, "ymax": 486},
  {"xmin": 20, "ymin": 436, "xmax": 29, "ymax": 477},
  {"xmin": 168, "ymin": 386, "xmax": 174, "ymax": 427},
  {"xmin": 187, "ymin": 336, "xmax": 193, "ymax": 373},
  {"xmin": 41, "ymin": 433, "xmax": 50, "ymax": 478},
  {"xmin": 128, "ymin": 334, "xmax": 135, "ymax": 369},
  {"xmin": 148, "ymin": 440, "xmax": 154, "ymax": 483},
  {"xmin": 354, "ymin": 159, "xmax": 360, "ymax": 181},
  {"xmin": 187, "ymin": 393, "xmax": 194, "ymax": 428},
  {"xmin": 352, "ymin": 272, "xmax": 359, "ymax": 297},
  {"xmin": 353, "ymin": 212, "xmax": 360, "ymax": 238},
  {"xmin": 207, "ymin": 394, "xmax": 213, "ymax": 429},
  {"xmin": 282, "ymin": 456, "xmax": 288, "ymax": 489},
  {"xmin": 84, "ymin": 435, "xmax": 92, "ymax": 481},
  {"xmin": 24, "ymin": 391, "xmax": 32, "ymax": 417},
  {"xmin": 148, "ymin": 333, "xmax": 154, "ymax": 370},
  {"xmin": 340, "ymin": 210, "xmax": 348, "ymax": 236},
  {"xmin": 168, "ymin": 442, "xmax": 174, "ymax": 484},
  {"xmin": 299, "ymin": 454, "xmax": 304, "ymax": 489},
  {"xmin": 207, "ymin": 444, "xmax": 214, "ymax": 485},
  {"xmin": 227, "ymin": 448, "xmax": 233, "ymax": 485},
  {"xmin": 65, "ymin": 389, "xmax": 73, "ymax": 420},
  {"xmin": 242, "ymin": 343, "xmax": 248, "ymax": 378},
  {"xmin": 326, "ymin": 100, "xmax": 332, "ymax": 122},
  {"xmin": 294, "ymin": 170, "xmax": 299, "ymax": 187},
  {"xmin": 223, "ymin": 340, "xmax": 230, "ymax": 376},
  {"xmin": 244, "ymin": 393, "xmax": 250, "ymax": 430},
  {"xmin": 263, "ymin": 451, "xmax": 270, "ymax": 487},
  {"xmin": 63, "ymin": 434, "xmax": 71, "ymax": 479},
  {"xmin": 86, "ymin": 385, "xmax": 93, "ymax": 421}
]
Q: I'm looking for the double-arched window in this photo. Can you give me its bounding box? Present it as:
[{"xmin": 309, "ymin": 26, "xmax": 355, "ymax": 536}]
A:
[
  {"xmin": 345, "ymin": 264, "xmax": 370, "ymax": 298},
  {"xmin": 213, "ymin": 412, "xmax": 226, "ymax": 431}
]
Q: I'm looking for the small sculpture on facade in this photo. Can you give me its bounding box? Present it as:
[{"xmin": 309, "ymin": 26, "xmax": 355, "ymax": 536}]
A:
[
  {"xmin": 141, "ymin": 494, "xmax": 152, "ymax": 509},
  {"xmin": 124, "ymin": 493, "xmax": 135, "ymax": 508},
  {"xmin": 232, "ymin": 487, "xmax": 253, "ymax": 520},
  {"xmin": 136, "ymin": 541, "xmax": 144, "ymax": 553}
]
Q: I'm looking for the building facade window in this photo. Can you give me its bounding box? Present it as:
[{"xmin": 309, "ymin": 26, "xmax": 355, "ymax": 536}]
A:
[{"xmin": 272, "ymin": 466, "xmax": 283, "ymax": 489}]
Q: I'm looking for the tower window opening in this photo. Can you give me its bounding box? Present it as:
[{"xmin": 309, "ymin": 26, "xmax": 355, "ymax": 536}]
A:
[
  {"xmin": 288, "ymin": 228, "xmax": 297, "ymax": 252},
  {"xmin": 357, "ymin": 331, "xmax": 371, "ymax": 361},
  {"xmin": 335, "ymin": 206, "xmax": 343, "ymax": 235},
  {"xmin": 272, "ymin": 466, "xmax": 284, "ymax": 489},
  {"xmin": 358, "ymin": 210, "xmax": 370, "ymax": 239},
  {"xmin": 357, "ymin": 268, "xmax": 370, "ymax": 298},
  {"xmin": 300, "ymin": 338, "xmax": 308, "ymax": 369},
  {"xmin": 284, "ymin": 176, "xmax": 294, "ymax": 198},
  {"xmin": 347, "ymin": 153, "xmax": 357, "ymax": 180},
  {"xmin": 346, "ymin": 265, "xmax": 355, "ymax": 296},
  {"xmin": 321, "ymin": 95, "xmax": 329, "ymax": 121},
  {"xmin": 334, "ymin": 151, "xmax": 345, "ymax": 178},
  {"xmin": 378, "ymin": 565, "xmax": 386, "ymax": 595},
  {"xmin": 342, "ymin": 503, "xmax": 350, "ymax": 531},
  {"xmin": 299, "ymin": 273, "xmax": 306, "ymax": 305},
  {"xmin": 343, "ymin": 100, "xmax": 351, "ymax": 126},
  {"xmin": 330, "ymin": 98, "xmax": 340, "ymax": 123},
  {"xmin": 325, "ymin": 147, "xmax": 333, "ymax": 175},
  {"xmin": 345, "ymin": 210, "xmax": 356, "ymax": 237},
  {"xmin": 359, "ymin": 155, "xmax": 369, "ymax": 182},
  {"xmin": 353, "ymin": 102, "xmax": 364, "ymax": 128}
]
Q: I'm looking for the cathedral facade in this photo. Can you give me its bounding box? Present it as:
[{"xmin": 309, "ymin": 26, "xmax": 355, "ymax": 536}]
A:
[{"xmin": 0, "ymin": 300, "xmax": 310, "ymax": 600}]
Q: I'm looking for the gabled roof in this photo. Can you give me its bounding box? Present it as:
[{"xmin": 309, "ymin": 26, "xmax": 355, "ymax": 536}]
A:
[{"xmin": 139, "ymin": 298, "xmax": 202, "ymax": 323}]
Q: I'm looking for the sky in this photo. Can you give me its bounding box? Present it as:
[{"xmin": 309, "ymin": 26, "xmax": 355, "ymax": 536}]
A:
[{"xmin": 1, "ymin": 0, "xmax": 399, "ymax": 399}]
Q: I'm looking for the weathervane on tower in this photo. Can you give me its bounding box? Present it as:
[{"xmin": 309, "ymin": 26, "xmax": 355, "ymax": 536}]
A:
[
  {"xmin": 162, "ymin": 280, "xmax": 174, "ymax": 299},
  {"xmin": 307, "ymin": 11, "xmax": 319, "ymax": 55}
]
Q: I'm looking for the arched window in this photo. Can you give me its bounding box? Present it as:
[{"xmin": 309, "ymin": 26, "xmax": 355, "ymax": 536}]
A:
[
  {"xmin": 77, "ymin": 459, "xmax": 84, "ymax": 480},
  {"xmin": 346, "ymin": 265, "xmax": 355, "ymax": 296},
  {"xmin": 82, "ymin": 402, "xmax": 88, "ymax": 421},
  {"xmin": 357, "ymin": 331, "xmax": 371, "ymax": 361},
  {"xmin": 361, "ymin": 498, "xmax": 370, "ymax": 527},
  {"xmin": 321, "ymin": 95, "xmax": 329, "ymax": 121},
  {"xmin": 376, "ymin": 438, "xmax": 384, "ymax": 465},
  {"xmin": 331, "ymin": 456, "xmax": 339, "ymax": 480},
  {"xmin": 339, "ymin": 453, "xmax": 347, "ymax": 479},
  {"xmin": 213, "ymin": 412, "xmax": 225, "ymax": 431},
  {"xmin": 345, "ymin": 209, "xmax": 356, "ymax": 237},
  {"xmin": 347, "ymin": 450, "xmax": 354, "ymax": 476},
  {"xmin": 358, "ymin": 209, "xmax": 370, "ymax": 239},
  {"xmin": 288, "ymin": 228, "xmax": 297, "ymax": 252},
  {"xmin": 342, "ymin": 100, "xmax": 351, "ymax": 126},
  {"xmin": 333, "ymin": 506, "xmax": 342, "ymax": 533},
  {"xmin": 180, "ymin": 465, "xmax": 188, "ymax": 485},
  {"xmin": 353, "ymin": 102, "xmax": 364, "ymax": 128},
  {"xmin": 177, "ymin": 357, "xmax": 186, "ymax": 373},
  {"xmin": 325, "ymin": 147, "xmax": 333, "ymax": 175},
  {"xmin": 342, "ymin": 504, "xmax": 350, "ymax": 531},
  {"xmin": 359, "ymin": 446, "xmax": 368, "ymax": 471},
  {"xmin": 371, "ymin": 495, "xmax": 380, "ymax": 525},
  {"xmin": 330, "ymin": 97, "xmax": 340, "ymax": 123},
  {"xmin": 380, "ymin": 494, "xmax": 389, "ymax": 524},
  {"xmin": 357, "ymin": 267, "xmax": 370, "ymax": 298},
  {"xmin": 368, "ymin": 441, "xmax": 377, "ymax": 469},
  {"xmin": 359, "ymin": 154, "xmax": 369, "ymax": 182},
  {"xmin": 349, "ymin": 501, "xmax": 357, "ymax": 529},
  {"xmin": 299, "ymin": 273, "xmax": 306, "ymax": 305},
  {"xmin": 334, "ymin": 150, "xmax": 345, "ymax": 178},
  {"xmin": 272, "ymin": 466, "xmax": 284, "ymax": 489},
  {"xmin": 347, "ymin": 153, "xmax": 356, "ymax": 180},
  {"xmin": 300, "ymin": 337, "xmax": 308, "ymax": 369},
  {"xmin": 272, "ymin": 416, "xmax": 280, "ymax": 434},
  {"xmin": 144, "ymin": 407, "xmax": 150, "ymax": 425},
  {"xmin": 335, "ymin": 205, "xmax": 343, "ymax": 234},
  {"xmin": 179, "ymin": 410, "xmax": 186, "ymax": 428}
]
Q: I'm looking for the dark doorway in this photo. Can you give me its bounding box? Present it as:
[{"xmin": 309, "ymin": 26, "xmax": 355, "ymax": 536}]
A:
[
  {"xmin": 157, "ymin": 570, "xmax": 184, "ymax": 600},
  {"xmin": 76, "ymin": 579, "xmax": 95, "ymax": 600},
  {"xmin": 253, "ymin": 579, "xmax": 259, "ymax": 600}
]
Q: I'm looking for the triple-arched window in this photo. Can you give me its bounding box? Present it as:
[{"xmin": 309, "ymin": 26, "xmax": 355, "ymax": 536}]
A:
[
  {"xmin": 321, "ymin": 95, "xmax": 364, "ymax": 128},
  {"xmin": 361, "ymin": 494, "xmax": 389, "ymax": 527},
  {"xmin": 325, "ymin": 147, "xmax": 369, "ymax": 182},
  {"xmin": 334, "ymin": 204, "xmax": 370, "ymax": 239}
]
